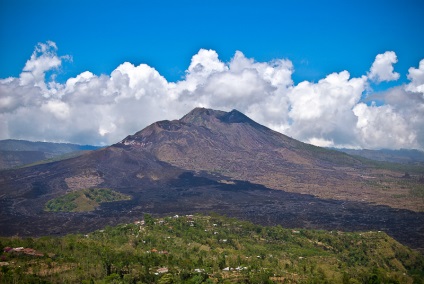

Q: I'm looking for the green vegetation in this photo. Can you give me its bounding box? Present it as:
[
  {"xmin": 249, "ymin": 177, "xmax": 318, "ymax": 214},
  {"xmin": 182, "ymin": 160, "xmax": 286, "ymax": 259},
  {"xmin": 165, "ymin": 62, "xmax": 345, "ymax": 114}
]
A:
[
  {"xmin": 44, "ymin": 188, "xmax": 131, "ymax": 212},
  {"xmin": 1, "ymin": 214, "xmax": 423, "ymax": 283}
]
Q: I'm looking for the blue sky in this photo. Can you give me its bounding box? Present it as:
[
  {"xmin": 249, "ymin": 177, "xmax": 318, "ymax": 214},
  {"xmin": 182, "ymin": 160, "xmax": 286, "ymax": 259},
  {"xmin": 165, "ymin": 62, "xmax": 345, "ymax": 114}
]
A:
[
  {"xmin": 1, "ymin": 0, "xmax": 424, "ymax": 149},
  {"xmin": 1, "ymin": 0, "xmax": 423, "ymax": 83}
]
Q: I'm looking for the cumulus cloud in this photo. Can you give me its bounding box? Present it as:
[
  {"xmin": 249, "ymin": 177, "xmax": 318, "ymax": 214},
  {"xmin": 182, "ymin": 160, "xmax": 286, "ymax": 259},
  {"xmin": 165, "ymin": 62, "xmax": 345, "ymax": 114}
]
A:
[
  {"xmin": 287, "ymin": 71, "xmax": 367, "ymax": 147},
  {"xmin": 368, "ymin": 51, "xmax": 400, "ymax": 83},
  {"xmin": 406, "ymin": 59, "xmax": 424, "ymax": 93},
  {"xmin": 353, "ymin": 102, "xmax": 418, "ymax": 149},
  {"xmin": 0, "ymin": 42, "xmax": 423, "ymax": 150}
]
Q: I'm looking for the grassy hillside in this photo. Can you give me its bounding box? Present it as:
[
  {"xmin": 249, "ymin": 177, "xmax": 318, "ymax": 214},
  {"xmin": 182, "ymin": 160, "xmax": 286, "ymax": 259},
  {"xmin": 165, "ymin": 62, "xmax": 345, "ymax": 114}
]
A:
[
  {"xmin": 0, "ymin": 214, "xmax": 423, "ymax": 283},
  {"xmin": 44, "ymin": 188, "xmax": 131, "ymax": 212}
]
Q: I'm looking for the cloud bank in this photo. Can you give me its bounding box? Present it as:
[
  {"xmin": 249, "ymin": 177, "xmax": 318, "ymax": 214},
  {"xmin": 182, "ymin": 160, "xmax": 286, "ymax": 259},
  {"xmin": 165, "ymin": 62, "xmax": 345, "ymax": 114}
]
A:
[{"xmin": 1, "ymin": 42, "xmax": 423, "ymax": 150}]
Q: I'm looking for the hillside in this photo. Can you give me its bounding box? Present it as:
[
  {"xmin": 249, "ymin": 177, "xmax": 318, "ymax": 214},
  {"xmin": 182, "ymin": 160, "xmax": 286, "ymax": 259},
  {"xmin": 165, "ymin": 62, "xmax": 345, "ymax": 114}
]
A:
[
  {"xmin": 334, "ymin": 148, "xmax": 424, "ymax": 165},
  {"xmin": 1, "ymin": 214, "xmax": 423, "ymax": 283},
  {"xmin": 0, "ymin": 139, "xmax": 101, "ymax": 170}
]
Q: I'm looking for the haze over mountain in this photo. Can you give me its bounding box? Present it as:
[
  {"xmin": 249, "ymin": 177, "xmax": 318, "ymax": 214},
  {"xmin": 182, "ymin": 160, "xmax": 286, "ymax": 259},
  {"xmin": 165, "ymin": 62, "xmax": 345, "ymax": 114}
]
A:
[{"xmin": 0, "ymin": 108, "xmax": 423, "ymax": 251}]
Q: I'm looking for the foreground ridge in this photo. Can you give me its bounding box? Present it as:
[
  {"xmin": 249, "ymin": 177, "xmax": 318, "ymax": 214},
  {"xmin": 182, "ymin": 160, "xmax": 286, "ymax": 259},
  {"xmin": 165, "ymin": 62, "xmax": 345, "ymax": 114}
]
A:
[{"xmin": 1, "ymin": 214, "xmax": 423, "ymax": 283}]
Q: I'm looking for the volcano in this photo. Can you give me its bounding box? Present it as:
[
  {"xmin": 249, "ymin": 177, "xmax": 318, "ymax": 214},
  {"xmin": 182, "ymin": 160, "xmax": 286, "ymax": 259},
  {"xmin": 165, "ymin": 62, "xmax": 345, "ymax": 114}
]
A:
[{"xmin": 0, "ymin": 108, "xmax": 423, "ymax": 251}]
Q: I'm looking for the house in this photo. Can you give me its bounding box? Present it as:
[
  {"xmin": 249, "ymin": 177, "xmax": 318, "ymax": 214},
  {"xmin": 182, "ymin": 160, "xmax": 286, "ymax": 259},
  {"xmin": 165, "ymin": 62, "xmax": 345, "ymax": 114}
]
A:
[
  {"xmin": 157, "ymin": 267, "xmax": 169, "ymax": 274},
  {"xmin": 13, "ymin": 247, "xmax": 24, "ymax": 252},
  {"xmin": 22, "ymin": 248, "xmax": 36, "ymax": 255},
  {"xmin": 3, "ymin": 247, "xmax": 12, "ymax": 253}
]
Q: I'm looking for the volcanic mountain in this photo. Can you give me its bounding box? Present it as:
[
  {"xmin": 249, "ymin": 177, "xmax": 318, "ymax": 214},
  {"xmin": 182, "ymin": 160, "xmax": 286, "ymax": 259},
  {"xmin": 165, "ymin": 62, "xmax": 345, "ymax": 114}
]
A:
[
  {"xmin": 118, "ymin": 108, "xmax": 421, "ymax": 209},
  {"xmin": 0, "ymin": 108, "xmax": 423, "ymax": 251},
  {"xmin": 120, "ymin": 108, "xmax": 364, "ymax": 196}
]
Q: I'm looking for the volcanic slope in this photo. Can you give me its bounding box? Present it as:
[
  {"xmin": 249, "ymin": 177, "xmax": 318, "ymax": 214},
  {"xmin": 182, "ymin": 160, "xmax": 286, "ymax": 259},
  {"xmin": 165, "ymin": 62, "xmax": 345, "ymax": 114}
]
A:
[{"xmin": 120, "ymin": 107, "xmax": 423, "ymax": 211}]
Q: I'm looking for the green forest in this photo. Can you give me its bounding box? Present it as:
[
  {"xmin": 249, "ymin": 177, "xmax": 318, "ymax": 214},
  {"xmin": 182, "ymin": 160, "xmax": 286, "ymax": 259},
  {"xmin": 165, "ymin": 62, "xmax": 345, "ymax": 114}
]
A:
[
  {"xmin": 44, "ymin": 188, "xmax": 131, "ymax": 212},
  {"xmin": 0, "ymin": 214, "xmax": 423, "ymax": 283}
]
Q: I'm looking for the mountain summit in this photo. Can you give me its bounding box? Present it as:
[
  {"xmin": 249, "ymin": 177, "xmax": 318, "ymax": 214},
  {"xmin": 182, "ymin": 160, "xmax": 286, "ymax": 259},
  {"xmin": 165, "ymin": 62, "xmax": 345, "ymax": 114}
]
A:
[{"xmin": 180, "ymin": 107, "xmax": 258, "ymax": 125}]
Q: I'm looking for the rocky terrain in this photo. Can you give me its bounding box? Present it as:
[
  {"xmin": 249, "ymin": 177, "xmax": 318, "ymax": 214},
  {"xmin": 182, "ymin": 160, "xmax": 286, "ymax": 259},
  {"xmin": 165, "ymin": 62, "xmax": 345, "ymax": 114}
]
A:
[{"xmin": 0, "ymin": 108, "xmax": 423, "ymax": 252}]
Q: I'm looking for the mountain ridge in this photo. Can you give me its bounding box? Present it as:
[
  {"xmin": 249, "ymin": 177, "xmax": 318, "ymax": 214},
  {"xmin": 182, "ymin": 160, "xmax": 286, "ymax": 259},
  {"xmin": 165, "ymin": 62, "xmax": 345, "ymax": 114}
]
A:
[
  {"xmin": 333, "ymin": 147, "xmax": 424, "ymax": 165},
  {"xmin": 0, "ymin": 139, "xmax": 101, "ymax": 170}
]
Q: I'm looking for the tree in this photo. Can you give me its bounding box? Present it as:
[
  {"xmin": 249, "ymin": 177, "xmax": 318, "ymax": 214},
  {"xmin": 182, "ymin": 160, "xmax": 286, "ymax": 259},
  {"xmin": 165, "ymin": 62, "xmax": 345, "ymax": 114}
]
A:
[
  {"xmin": 158, "ymin": 273, "xmax": 174, "ymax": 284},
  {"xmin": 144, "ymin": 213, "xmax": 155, "ymax": 227}
]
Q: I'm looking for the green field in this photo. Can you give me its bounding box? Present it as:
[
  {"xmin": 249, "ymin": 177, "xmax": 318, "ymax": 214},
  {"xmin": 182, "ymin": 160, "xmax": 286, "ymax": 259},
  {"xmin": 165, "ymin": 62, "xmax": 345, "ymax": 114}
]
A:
[{"xmin": 44, "ymin": 188, "xmax": 131, "ymax": 212}]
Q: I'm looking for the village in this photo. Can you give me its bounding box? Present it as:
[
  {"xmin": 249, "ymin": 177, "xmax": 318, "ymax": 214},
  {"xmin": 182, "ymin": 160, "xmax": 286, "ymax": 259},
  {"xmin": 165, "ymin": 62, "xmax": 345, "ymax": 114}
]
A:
[{"xmin": 0, "ymin": 213, "xmax": 422, "ymax": 283}]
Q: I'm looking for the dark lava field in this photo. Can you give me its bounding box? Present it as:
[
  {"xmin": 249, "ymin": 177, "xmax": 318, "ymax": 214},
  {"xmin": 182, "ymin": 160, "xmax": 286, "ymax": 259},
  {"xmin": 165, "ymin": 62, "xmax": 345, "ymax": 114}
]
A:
[{"xmin": 1, "ymin": 172, "xmax": 423, "ymax": 253}]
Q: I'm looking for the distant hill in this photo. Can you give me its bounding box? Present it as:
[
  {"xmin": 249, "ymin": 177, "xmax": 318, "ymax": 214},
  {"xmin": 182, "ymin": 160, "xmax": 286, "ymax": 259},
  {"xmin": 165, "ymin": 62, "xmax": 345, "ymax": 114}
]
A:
[
  {"xmin": 333, "ymin": 148, "xmax": 424, "ymax": 164},
  {"xmin": 0, "ymin": 139, "xmax": 101, "ymax": 169}
]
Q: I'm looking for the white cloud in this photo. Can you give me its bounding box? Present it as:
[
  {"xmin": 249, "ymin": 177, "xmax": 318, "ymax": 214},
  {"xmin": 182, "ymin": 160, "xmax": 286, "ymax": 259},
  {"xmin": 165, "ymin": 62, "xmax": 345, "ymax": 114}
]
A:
[
  {"xmin": 287, "ymin": 71, "xmax": 367, "ymax": 147},
  {"xmin": 19, "ymin": 41, "xmax": 70, "ymax": 95},
  {"xmin": 368, "ymin": 51, "xmax": 400, "ymax": 83},
  {"xmin": 406, "ymin": 59, "xmax": 424, "ymax": 94},
  {"xmin": 353, "ymin": 102, "xmax": 418, "ymax": 149},
  {"xmin": 307, "ymin": 137, "xmax": 334, "ymax": 148},
  {"xmin": 0, "ymin": 41, "xmax": 423, "ymax": 150},
  {"xmin": 174, "ymin": 50, "xmax": 294, "ymax": 130},
  {"xmin": 41, "ymin": 100, "xmax": 70, "ymax": 120}
]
